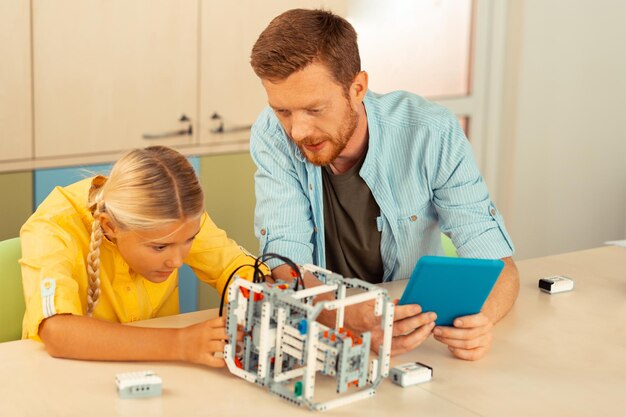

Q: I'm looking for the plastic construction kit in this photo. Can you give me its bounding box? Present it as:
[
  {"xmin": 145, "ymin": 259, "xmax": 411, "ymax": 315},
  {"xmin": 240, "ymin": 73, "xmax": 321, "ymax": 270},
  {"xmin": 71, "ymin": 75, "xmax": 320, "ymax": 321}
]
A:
[
  {"xmin": 538, "ymin": 275, "xmax": 575, "ymax": 294},
  {"xmin": 115, "ymin": 371, "xmax": 162, "ymax": 399},
  {"xmin": 390, "ymin": 362, "xmax": 433, "ymax": 387},
  {"xmin": 223, "ymin": 264, "xmax": 394, "ymax": 411}
]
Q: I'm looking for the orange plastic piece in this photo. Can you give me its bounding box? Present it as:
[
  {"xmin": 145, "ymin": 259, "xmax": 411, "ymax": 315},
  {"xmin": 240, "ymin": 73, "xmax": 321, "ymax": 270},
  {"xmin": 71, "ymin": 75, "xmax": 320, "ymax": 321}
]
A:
[
  {"xmin": 240, "ymin": 287, "xmax": 250, "ymax": 298},
  {"xmin": 235, "ymin": 356, "xmax": 243, "ymax": 369},
  {"xmin": 253, "ymin": 292, "xmax": 264, "ymax": 301},
  {"xmin": 323, "ymin": 330, "xmax": 329, "ymax": 339}
]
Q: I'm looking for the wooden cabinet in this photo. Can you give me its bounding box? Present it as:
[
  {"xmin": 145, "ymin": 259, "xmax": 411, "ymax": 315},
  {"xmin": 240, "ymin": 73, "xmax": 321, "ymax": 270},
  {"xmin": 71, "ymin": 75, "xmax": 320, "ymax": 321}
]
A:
[
  {"xmin": 1, "ymin": 0, "xmax": 347, "ymax": 168},
  {"xmin": 32, "ymin": 0, "xmax": 198, "ymax": 157},
  {"xmin": 0, "ymin": 1, "xmax": 32, "ymax": 161},
  {"xmin": 198, "ymin": 0, "xmax": 347, "ymax": 145}
]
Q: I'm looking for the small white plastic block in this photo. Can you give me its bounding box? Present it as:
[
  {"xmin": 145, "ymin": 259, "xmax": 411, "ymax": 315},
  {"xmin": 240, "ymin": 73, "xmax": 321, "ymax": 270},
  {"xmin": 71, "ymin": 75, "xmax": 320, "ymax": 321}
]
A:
[
  {"xmin": 538, "ymin": 275, "xmax": 575, "ymax": 294},
  {"xmin": 390, "ymin": 362, "xmax": 432, "ymax": 387},
  {"xmin": 115, "ymin": 371, "xmax": 162, "ymax": 399}
]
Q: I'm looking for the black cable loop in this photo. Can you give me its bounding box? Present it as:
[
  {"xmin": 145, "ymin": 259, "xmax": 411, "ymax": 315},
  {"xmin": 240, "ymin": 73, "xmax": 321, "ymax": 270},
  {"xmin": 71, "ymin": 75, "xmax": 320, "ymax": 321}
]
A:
[{"xmin": 218, "ymin": 253, "xmax": 304, "ymax": 317}]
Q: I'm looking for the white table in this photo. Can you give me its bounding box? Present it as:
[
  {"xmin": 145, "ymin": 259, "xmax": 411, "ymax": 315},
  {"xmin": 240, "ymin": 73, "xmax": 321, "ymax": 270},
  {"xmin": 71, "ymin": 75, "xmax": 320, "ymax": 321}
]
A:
[{"xmin": 1, "ymin": 246, "xmax": 624, "ymax": 416}]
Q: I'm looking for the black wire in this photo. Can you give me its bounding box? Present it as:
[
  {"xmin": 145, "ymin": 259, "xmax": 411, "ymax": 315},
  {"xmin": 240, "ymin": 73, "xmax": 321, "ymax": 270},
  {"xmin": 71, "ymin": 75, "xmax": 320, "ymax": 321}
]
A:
[
  {"xmin": 256, "ymin": 252, "xmax": 305, "ymax": 290},
  {"xmin": 218, "ymin": 253, "xmax": 304, "ymax": 317},
  {"xmin": 218, "ymin": 263, "xmax": 256, "ymax": 317}
]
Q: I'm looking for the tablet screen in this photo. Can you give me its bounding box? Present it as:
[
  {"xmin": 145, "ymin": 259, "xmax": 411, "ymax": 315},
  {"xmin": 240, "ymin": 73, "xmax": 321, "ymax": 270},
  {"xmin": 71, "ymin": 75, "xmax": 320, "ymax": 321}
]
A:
[{"xmin": 398, "ymin": 256, "xmax": 504, "ymax": 326}]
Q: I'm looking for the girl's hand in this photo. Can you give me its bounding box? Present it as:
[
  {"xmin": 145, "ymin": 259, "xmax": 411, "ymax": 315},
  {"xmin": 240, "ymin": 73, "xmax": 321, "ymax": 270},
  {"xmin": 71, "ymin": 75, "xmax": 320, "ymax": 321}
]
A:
[{"xmin": 180, "ymin": 316, "xmax": 241, "ymax": 367}]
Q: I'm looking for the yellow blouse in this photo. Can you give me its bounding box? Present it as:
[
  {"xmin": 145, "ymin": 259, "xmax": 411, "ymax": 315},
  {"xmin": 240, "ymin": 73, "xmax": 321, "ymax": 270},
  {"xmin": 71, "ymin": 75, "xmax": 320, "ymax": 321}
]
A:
[{"xmin": 20, "ymin": 177, "xmax": 264, "ymax": 340}]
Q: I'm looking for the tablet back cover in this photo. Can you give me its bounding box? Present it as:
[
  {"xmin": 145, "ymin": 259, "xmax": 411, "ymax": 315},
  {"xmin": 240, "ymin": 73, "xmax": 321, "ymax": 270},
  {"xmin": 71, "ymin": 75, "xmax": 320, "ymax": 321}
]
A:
[{"xmin": 398, "ymin": 256, "xmax": 504, "ymax": 326}]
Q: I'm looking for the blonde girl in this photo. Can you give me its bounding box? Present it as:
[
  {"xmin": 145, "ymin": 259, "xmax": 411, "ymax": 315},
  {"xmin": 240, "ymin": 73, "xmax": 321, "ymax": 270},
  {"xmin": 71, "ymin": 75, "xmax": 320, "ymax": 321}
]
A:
[{"xmin": 20, "ymin": 146, "xmax": 261, "ymax": 367}]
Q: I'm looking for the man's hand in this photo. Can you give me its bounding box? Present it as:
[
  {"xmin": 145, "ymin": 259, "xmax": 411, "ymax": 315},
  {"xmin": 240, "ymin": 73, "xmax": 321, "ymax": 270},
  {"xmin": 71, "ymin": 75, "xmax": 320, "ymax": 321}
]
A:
[
  {"xmin": 432, "ymin": 312, "xmax": 493, "ymax": 361},
  {"xmin": 432, "ymin": 257, "xmax": 519, "ymax": 361},
  {"xmin": 273, "ymin": 264, "xmax": 437, "ymax": 355},
  {"xmin": 343, "ymin": 300, "xmax": 437, "ymax": 356}
]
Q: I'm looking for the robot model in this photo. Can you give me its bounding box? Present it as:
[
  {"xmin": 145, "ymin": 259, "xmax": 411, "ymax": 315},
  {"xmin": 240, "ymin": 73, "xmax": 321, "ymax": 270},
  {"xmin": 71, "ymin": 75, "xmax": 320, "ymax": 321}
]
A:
[{"xmin": 223, "ymin": 263, "xmax": 394, "ymax": 411}]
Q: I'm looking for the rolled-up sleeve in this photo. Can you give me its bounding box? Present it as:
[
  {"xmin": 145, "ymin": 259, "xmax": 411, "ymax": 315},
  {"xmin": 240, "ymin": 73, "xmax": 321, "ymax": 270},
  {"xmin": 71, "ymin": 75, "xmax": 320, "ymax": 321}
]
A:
[
  {"xmin": 20, "ymin": 219, "xmax": 84, "ymax": 340},
  {"xmin": 431, "ymin": 113, "xmax": 514, "ymax": 259}
]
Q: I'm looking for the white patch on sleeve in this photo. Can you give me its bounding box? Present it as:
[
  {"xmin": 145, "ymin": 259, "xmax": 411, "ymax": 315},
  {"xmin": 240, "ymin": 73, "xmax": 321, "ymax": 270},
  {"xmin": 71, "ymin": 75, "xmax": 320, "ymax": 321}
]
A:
[{"xmin": 40, "ymin": 278, "xmax": 57, "ymax": 318}]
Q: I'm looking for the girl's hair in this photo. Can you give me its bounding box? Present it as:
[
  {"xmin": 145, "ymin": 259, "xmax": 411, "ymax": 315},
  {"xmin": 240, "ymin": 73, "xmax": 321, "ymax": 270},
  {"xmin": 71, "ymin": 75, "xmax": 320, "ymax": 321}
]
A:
[{"xmin": 85, "ymin": 146, "xmax": 204, "ymax": 316}]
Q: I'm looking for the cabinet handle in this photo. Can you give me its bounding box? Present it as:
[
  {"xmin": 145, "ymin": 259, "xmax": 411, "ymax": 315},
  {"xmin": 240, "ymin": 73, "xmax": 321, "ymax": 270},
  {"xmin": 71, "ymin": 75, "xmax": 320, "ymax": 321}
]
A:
[
  {"xmin": 210, "ymin": 112, "xmax": 251, "ymax": 133},
  {"xmin": 143, "ymin": 114, "xmax": 193, "ymax": 139},
  {"xmin": 142, "ymin": 125, "xmax": 192, "ymax": 139}
]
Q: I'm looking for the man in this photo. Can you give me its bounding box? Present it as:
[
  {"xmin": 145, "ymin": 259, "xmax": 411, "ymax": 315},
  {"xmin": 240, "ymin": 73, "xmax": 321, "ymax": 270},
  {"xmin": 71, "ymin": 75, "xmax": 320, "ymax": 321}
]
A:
[{"xmin": 249, "ymin": 8, "xmax": 519, "ymax": 360}]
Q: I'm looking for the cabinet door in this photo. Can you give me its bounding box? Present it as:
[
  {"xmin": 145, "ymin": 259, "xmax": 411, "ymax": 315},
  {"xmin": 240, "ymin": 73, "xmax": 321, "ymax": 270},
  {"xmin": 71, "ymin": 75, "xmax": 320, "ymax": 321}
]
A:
[
  {"xmin": 198, "ymin": 0, "xmax": 347, "ymax": 144},
  {"xmin": 33, "ymin": 0, "xmax": 198, "ymax": 158},
  {"xmin": 0, "ymin": 1, "xmax": 32, "ymax": 161}
]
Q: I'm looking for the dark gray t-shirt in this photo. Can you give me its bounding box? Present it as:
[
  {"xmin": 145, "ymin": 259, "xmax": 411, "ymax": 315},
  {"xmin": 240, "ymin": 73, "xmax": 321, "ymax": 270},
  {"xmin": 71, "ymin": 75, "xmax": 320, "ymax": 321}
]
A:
[{"xmin": 322, "ymin": 154, "xmax": 384, "ymax": 283}]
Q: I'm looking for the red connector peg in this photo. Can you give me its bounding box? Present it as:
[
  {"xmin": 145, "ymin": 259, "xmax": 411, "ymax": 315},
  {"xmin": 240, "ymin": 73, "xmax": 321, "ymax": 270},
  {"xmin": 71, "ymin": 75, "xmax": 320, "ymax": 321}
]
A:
[{"xmin": 235, "ymin": 356, "xmax": 243, "ymax": 369}]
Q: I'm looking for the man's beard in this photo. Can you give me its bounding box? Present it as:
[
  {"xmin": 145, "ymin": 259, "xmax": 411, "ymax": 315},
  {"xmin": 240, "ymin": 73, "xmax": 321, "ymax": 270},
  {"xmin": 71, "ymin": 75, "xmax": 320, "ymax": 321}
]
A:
[{"xmin": 297, "ymin": 107, "xmax": 359, "ymax": 166}]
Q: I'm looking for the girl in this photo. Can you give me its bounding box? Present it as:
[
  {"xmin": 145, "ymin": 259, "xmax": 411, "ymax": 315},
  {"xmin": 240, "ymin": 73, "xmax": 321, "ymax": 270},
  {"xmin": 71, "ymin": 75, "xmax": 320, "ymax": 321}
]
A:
[{"xmin": 20, "ymin": 146, "xmax": 264, "ymax": 367}]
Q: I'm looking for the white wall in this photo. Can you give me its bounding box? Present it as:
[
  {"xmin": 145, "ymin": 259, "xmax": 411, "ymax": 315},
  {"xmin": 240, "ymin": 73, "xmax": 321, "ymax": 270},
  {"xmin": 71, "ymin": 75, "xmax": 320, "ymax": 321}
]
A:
[
  {"xmin": 347, "ymin": 0, "xmax": 472, "ymax": 98},
  {"xmin": 498, "ymin": 0, "xmax": 626, "ymax": 259}
]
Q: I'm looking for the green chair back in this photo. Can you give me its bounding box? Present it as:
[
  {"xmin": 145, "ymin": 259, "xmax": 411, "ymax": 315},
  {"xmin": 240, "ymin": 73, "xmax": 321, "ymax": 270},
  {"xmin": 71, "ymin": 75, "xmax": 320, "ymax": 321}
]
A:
[
  {"xmin": 441, "ymin": 233, "xmax": 458, "ymax": 257},
  {"xmin": 0, "ymin": 237, "xmax": 24, "ymax": 342}
]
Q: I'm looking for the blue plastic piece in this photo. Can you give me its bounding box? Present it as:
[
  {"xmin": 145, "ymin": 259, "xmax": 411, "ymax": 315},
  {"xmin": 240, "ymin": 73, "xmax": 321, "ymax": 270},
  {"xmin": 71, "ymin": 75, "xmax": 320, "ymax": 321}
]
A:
[{"xmin": 297, "ymin": 319, "xmax": 308, "ymax": 335}]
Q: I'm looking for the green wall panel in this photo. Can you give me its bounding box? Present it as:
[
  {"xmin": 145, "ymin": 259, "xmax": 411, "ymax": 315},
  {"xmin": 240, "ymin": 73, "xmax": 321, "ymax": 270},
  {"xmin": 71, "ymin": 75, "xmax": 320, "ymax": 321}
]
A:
[
  {"xmin": 0, "ymin": 171, "xmax": 33, "ymax": 241},
  {"xmin": 197, "ymin": 152, "xmax": 257, "ymax": 309}
]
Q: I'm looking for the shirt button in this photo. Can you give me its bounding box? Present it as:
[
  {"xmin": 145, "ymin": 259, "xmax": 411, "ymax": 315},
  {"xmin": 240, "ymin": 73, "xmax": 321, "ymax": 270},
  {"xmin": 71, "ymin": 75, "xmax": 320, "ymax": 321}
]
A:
[
  {"xmin": 313, "ymin": 227, "xmax": 318, "ymax": 233},
  {"xmin": 309, "ymin": 184, "xmax": 313, "ymax": 191},
  {"xmin": 490, "ymin": 208, "xmax": 496, "ymax": 216},
  {"xmin": 260, "ymin": 228, "xmax": 266, "ymax": 236},
  {"xmin": 125, "ymin": 286, "xmax": 131, "ymax": 292},
  {"xmin": 410, "ymin": 215, "xmax": 417, "ymax": 221}
]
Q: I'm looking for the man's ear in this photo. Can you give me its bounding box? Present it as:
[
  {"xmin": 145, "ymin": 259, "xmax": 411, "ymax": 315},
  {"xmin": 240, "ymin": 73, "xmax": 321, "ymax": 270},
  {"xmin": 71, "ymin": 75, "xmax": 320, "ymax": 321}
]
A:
[{"xmin": 350, "ymin": 70, "xmax": 368, "ymax": 107}]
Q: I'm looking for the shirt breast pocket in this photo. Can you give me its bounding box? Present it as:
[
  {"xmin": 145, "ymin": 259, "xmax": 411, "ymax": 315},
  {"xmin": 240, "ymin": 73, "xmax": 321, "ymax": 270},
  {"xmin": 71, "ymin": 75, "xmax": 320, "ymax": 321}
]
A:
[{"xmin": 396, "ymin": 204, "xmax": 438, "ymax": 258}]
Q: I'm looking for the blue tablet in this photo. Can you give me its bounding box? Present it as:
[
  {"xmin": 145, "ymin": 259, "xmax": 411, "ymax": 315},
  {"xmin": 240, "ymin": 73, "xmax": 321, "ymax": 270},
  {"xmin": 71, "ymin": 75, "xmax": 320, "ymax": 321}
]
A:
[{"xmin": 398, "ymin": 256, "xmax": 504, "ymax": 326}]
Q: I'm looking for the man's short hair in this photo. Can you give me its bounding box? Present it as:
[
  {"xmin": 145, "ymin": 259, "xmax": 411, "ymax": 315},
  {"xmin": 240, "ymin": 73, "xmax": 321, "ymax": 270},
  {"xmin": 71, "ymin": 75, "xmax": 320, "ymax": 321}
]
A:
[{"xmin": 250, "ymin": 8, "xmax": 361, "ymax": 92}]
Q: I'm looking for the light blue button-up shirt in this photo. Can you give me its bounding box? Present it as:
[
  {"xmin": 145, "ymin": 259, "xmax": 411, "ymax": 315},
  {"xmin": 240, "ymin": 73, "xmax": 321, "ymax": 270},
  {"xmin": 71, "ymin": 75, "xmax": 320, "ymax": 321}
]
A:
[{"xmin": 250, "ymin": 90, "xmax": 514, "ymax": 282}]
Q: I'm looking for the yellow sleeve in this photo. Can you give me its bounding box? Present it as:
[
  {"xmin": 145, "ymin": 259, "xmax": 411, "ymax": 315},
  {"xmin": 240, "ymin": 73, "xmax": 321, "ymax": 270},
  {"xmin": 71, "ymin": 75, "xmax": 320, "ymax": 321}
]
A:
[
  {"xmin": 184, "ymin": 212, "xmax": 269, "ymax": 301},
  {"xmin": 20, "ymin": 215, "xmax": 85, "ymax": 341}
]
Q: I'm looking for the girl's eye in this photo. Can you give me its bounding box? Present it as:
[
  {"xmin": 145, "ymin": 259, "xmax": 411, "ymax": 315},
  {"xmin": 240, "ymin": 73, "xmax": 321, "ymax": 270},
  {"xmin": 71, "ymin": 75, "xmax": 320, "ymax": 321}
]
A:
[{"xmin": 152, "ymin": 245, "xmax": 167, "ymax": 252}]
